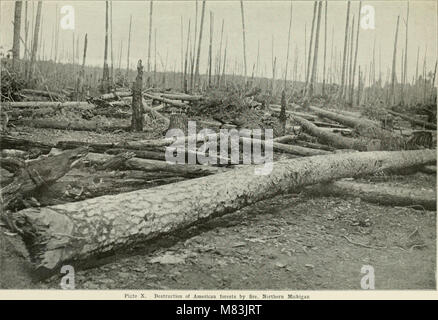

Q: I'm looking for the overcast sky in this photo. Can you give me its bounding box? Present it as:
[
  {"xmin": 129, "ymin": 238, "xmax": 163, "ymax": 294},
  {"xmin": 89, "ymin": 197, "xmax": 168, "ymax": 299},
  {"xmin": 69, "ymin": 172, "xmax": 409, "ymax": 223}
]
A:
[{"xmin": 1, "ymin": 0, "xmax": 437, "ymax": 83}]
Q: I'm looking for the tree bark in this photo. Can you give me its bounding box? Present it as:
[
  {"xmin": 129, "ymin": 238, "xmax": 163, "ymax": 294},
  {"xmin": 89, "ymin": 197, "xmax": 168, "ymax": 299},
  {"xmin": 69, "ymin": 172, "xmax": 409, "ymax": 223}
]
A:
[
  {"xmin": 292, "ymin": 115, "xmax": 379, "ymax": 151},
  {"xmin": 27, "ymin": 1, "xmax": 42, "ymax": 82},
  {"xmin": 12, "ymin": 1, "xmax": 23, "ymax": 69},
  {"xmin": 131, "ymin": 60, "xmax": 144, "ymax": 131},
  {"xmin": 307, "ymin": 180, "xmax": 436, "ymax": 211},
  {"xmin": 13, "ymin": 149, "xmax": 436, "ymax": 276}
]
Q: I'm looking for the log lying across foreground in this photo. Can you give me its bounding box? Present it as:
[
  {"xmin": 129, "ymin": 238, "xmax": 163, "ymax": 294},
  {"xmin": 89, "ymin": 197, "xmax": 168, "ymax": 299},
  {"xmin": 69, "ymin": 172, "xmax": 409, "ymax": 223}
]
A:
[{"xmin": 13, "ymin": 149, "xmax": 436, "ymax": 276}]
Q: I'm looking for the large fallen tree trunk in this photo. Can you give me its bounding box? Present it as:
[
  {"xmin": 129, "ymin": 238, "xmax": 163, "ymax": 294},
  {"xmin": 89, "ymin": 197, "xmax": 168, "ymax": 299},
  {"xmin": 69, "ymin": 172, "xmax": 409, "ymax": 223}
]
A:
[
  {"xmin": 2, "ymin": 101, "xmax": 93, "ymax": 109},
  {"xmin": 19, "ymin": 89, "xmax": 67, "ymax": 101},
  {"xmin": 309, "ymin": 105, "xmax": 406, "ymax": 149},
  {"xmin": 306, "ymin": 180, "xmax": 436, "ymax": 210},
  {"xmin": 143, "ymin": 93, "xmax": 189, "ymax": 108},
  {"xmin": 388, "ymin": 110, "xmax": 437, "ymax": 130},
  {"xmin": 292, "ymin": 115, "xmax": 380, "ymax": 151},
  {"xmin": 85, "ymin": 153, "xmax": 230, "ymax": 176},
  {"xmin": 240, "ymin": 136, "xmax": 331, "ymax": 156},
  {"xmin": 13, "ymin": 149, "xmax": 436, "ymax": 276},
  {"xmin": 13, "ymin": 119, "xmax": 129, "ymax": 132},
  {"xmin": 0, "ymin": 135, "xmax": 54, "ymax": 153}
]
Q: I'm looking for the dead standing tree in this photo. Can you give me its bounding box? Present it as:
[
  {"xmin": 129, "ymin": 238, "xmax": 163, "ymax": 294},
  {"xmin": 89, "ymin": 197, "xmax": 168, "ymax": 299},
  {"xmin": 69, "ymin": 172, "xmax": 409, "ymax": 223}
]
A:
[
  {"xmin": 307, "ymin": 1, "xmax": 322, "ymax": 98},
  {"xmin": 240, "ymin": 0, "xmax": 248, "ymax": 86},
  {"xmin": 101, "ymin": 1, "xmax": 111, "ymax": 93},
  {"xmin": 131, "ymin": 60, "xmax": 144, "ymax": 131},
  {"xmin": 339, "ymin": 0, "xmax": 350, "ymax": 101},
  {"xmin": 194, "ymin": 0, "xmax": 206, "ymax": 89},
  {"xmin": 389, "ymin": 15, "xmax": 400, "ymax": 105},
  {"xmin": 27, "ymin": 1, "xmax": 42, "ymax": 83},
  {"xmin": 12, "ymin": 1, "xmax": 23, "ymax": 69}
]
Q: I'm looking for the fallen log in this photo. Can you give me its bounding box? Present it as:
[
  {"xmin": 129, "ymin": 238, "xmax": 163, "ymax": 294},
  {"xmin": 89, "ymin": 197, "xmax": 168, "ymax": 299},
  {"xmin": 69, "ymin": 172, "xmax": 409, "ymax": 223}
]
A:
[
  {"xmin": 1, "ymin": 147, "xmax": 88, "ymax": 211},
  {"xmin": 19, "ymin": 89, "xmax": 66, "ymax": 101},
  {"xmin": 270, "ymin": 105, "xmax": 319, "ymax": 121},
  {"xmin": 143, "ymin": 93, "xmax": 189, "ymax": 108},
  {"xmin": 306, "ymin": 180, "xmax": 436, "ymax": 211},
  {"xmin": 420, "ymin": 165, "xmax": 437, "ymax": 174},
  {"xmin": 292, "ymin": 115, "xmax": 380, "ymax": 151},
  {"xmin": 273, "ymin": 135, "xmax": 296, "ymax": 144},
  {"xmin": 2, "ymin": 101, "xmax": 93, "ymax": 109},
  {"xmin": 0, "ymin": 135, "xmax": 54, "ymax": 153},
  {"xmin": 13, "ymin": 148, "xmax": 436, "ymax": 275},
  {"xmin": 160, "ymin": 93, "xmax": 203, "ymax": 101},
  {"xmin": 240, "ymin": 136, "xmax": 331, "ymax": 156},
  {"xmin": 309, "ymin": 105, "xmax": 406, "ymax": 149},
  {"xmin": 85, "ymin": 153, "xmax": 230, "ymax": 176},
  {"xmin": 388, "ymin": 110, "xmax": 437, "ymax": 130},
  {"xmin": 13, "ymin": 119, "xmax": 129, "ymax": 132},
  {"xmin": 99, "ymin": 91, "xmax": 132, "ymax": 100}
]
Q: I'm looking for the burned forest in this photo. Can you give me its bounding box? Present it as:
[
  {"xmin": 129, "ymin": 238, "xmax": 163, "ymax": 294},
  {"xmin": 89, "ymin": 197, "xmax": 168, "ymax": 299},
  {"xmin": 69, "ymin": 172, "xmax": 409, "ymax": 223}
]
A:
[{"xmin": 0, "ymin": 0, "xmax": 437, "ymax": 292}]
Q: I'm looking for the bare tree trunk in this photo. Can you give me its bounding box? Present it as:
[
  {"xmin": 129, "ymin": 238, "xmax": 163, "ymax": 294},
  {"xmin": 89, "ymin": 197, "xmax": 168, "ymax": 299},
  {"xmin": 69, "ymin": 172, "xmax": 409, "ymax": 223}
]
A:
[
  {"xmin": 147, "ymin": 1, "xmax": 153, "ymax": 75},
  {"xmin": 183, "ymin": 20, "xmax": 191, "ymax": 93},
  {"xmin": 12, "ymin": 1, "xmax": 23, "ymax": 69},
  {"xmin": 402, "ymin": 2, "xmax": 409, "ymax": 105},
  {"xmin": 240, "ymin": 0, "xmax": 248, "ymax": 85},
  {"xmin": 347, "ymin": 16, "xmax": 355, "ymax": 105},
  {"xmin": 339, "ymin": 0, "xmax": 350, "ymax": 100},
  {"xmin": 216, "ymin": 19, "xmax": 224, "ymax": 86},
  {"xmin": 322, "ymin": 0, "xmax": 328, "ymax": 96},
  {"xmin": 350, "ymin": 1, "xmax": 361, "ymax": 105},
  {"xmin": 126, "ymin": 15, "xmax": 132, "ymax": 80},
  {"xmin": 389, "ymin": 15, "xmax": 400, "ymax": 105},
  {"xmin": 284, "ymin": 1, "xmax": 293, "ymax": 90},
  {"xmin": 27, "ymin": 1, "xmax": 42, "ymax": 83},
  {"xmin": 194, "ymin": 0, "xmax": 206, "ymax": 89},
  {"xmin": 190, "ymin": 0, "xmax": 198, "ymax": 91},
  {"xmin": 208, "ymin": 11, "xmax": 214, "ymax": 87},
  {"xmin": 131, "ymin": 60, "xmax": 144, "ymax": 131},
  {"xmin": 308, "ymin": 1, "xmax": 322, "ymax": 98},
  {"xmin": 305, "ymin": 2, "xmax": 317, "ymax": 94},
  {"xmin": 101, "ymin": 1, "xmax": 110, "ymax": 93},
  {"xmin": 110, "ymin": 1, "xmax": 114, "ymax": 84}
]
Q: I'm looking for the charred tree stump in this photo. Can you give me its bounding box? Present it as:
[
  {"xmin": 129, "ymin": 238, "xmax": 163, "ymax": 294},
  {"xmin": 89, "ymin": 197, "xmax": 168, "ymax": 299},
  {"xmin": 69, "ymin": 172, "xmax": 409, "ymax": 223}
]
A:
[{"xmin": 131, "ymin": 60, "xmax": 144, "ymax": 131}]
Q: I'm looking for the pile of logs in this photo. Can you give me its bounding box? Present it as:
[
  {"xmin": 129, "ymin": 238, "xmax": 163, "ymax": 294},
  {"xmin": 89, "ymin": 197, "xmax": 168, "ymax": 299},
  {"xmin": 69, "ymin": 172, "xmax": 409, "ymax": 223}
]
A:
[{"xmin": 1, "ymin": 87, "xmax": 436, "ymax": 280}]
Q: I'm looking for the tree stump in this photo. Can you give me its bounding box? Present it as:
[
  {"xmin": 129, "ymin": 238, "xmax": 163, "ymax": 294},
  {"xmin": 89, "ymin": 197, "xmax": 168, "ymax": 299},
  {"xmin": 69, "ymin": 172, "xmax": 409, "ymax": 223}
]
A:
[
  {"xmin": 131, "ymin": 60, "xmax": 144, "ymax": 132},
  {"xmin": 167, "ymin": 109, "xmax": 188, "ymax": 135}
]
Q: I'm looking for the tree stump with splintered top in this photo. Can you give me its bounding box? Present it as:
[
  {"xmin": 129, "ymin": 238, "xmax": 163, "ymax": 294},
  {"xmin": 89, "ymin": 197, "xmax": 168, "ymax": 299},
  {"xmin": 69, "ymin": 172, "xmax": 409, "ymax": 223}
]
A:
[{"xmin": 131, "ymin": 60, "xmax": 144, "ymax": 132}]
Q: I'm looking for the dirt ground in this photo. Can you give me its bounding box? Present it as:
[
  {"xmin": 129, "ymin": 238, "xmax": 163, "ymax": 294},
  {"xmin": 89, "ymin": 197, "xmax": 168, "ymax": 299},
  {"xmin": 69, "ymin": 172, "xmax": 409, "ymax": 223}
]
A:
[{"xmin": 1, "ymin": 126, "xmax": 436, "ymax": 290}]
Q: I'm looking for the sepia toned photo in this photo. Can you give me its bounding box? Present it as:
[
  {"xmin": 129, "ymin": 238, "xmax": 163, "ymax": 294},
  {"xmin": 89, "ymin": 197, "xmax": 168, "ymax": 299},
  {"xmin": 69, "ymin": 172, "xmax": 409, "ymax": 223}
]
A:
[{"xmin": 0, "ymin": 0, "xmax": 436, "ymax": 295}]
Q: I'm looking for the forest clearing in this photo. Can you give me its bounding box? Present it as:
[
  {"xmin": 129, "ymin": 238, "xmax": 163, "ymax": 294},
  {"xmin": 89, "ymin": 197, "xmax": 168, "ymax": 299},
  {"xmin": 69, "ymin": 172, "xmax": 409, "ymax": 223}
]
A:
[{"xmin": 0, "ymin": 0, "xmax": 436, "ymax": 291}]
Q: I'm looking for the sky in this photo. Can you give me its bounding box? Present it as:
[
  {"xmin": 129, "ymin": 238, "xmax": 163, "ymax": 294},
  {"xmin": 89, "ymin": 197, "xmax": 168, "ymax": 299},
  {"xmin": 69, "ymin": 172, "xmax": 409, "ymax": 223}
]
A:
[{"xmin": 1, "ymin": 0, "xmax": 437, "ymax": 84}]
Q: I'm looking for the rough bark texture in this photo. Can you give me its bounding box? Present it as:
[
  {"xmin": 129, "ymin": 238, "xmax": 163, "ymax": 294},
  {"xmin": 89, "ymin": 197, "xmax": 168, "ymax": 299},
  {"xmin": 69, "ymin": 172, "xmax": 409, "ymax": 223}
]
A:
[
  {"xmin": 14, "ymin": 119, "xmax": 128, "ymax": 132},
  {"xmin": 0, "ymin": 135, "xmax": 53, "ymax": 153},
  {"xmin": 307, "ymin": 180, "xmax": 436, "ymax": 210},
  {"xmin": 292, "ymin": 115, "xmax": 379, "ymax": 151},
  {"xmin": 13, "ymin": 149, "xmax": 436, "ymax": 276},
  {"xmin": 12, "ymin": 1, "xmax": 23, "ymax": 68},
  {"xmin": 309, "ymin": 105, "xmax": 406, "ymax": 149},
  {"xmin": 131, "ymin": 60, "xmax": 144, "ymax": 131}
]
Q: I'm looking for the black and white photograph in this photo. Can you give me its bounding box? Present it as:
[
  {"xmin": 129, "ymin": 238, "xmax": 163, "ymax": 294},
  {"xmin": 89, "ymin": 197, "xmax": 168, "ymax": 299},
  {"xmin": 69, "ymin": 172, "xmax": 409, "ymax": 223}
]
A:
[{"xmin": 0, "ymin": 0, "xmax": 437, "ymax": 296}]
